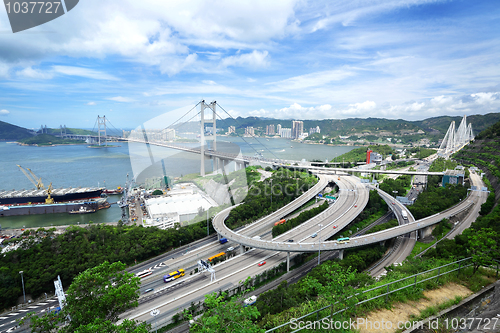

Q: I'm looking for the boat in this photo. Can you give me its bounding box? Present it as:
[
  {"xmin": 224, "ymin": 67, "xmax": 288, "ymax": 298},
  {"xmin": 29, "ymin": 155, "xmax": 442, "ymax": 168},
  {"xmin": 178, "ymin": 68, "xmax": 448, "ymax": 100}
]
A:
[
  {"xmin": 0, "ymin": 187, "xmax": 103, "ymax": 206},
  {"xmin": 0, "ymin": 198, "xmax": 105, "ymax": 217},
  {"xmin": 69, "ymin": 206, "xmax": 96, "ymax": 214},
  {"xmin": 97, "ymin": 202, "xmax": 111, "ymax": 210},
  {"xmin": 102, "ymin": 187, "xmax": 123, "ymax": 195}
]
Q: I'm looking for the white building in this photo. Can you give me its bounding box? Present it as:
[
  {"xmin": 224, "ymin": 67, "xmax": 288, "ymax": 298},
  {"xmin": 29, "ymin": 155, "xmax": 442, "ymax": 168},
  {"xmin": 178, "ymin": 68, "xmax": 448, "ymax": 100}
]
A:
[
  {"xmin": 280, "ymin": 128, "xmax": 292, "ymax": 138},
  {"xmin": 245, "ymin": 126, "xmax": 255, "ymax": 136},
  {"xmin": 143, "ymin": 183, "xmax": 218, "ymax": 229}
]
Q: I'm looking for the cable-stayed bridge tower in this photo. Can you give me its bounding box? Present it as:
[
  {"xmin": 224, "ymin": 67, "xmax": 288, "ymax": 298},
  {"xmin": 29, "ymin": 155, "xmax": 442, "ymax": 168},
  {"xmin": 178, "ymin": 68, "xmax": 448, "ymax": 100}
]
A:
[{"xmin": 438, "ymin": 115, "xmax": 474, "ymax": 158}]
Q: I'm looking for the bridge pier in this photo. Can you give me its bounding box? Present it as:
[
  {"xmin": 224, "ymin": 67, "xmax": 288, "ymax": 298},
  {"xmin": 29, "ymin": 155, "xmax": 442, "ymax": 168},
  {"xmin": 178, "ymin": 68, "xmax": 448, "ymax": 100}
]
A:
[
  {"xmin": 418, "ymin": 226, "xmax": 433, "ymax": 240},
  {"xmin": 240, "ymin": 244, "xmax": 245, "ymax": 254},
  {"xmin": 338, "ymin": 250, "xmax": 344, "ymax": 260},
  {"xmin": 287, "ymin": 252, "xmax": 290, "ymax": 272}
]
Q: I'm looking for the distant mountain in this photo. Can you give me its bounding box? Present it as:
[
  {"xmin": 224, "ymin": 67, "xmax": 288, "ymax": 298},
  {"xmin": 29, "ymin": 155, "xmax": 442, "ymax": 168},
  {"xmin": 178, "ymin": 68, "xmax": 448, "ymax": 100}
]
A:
[
  {"xmin": 218, "ymin": 113, "xmax": 500, "ymax": 138},
  {"xmin": 413, "ymin": 113, "xmax": 500, "ymax": 136},
  {"xmin": 0, "ymin": 120, "xmax": 34, "ymax": 140}
]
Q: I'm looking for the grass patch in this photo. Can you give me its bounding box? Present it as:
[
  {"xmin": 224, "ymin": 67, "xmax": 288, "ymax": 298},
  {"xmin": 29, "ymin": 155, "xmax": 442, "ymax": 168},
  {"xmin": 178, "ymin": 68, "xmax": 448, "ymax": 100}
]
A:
[{"xmin": 338, "ymin": 209, "xmax": 386, "ymax": 237}]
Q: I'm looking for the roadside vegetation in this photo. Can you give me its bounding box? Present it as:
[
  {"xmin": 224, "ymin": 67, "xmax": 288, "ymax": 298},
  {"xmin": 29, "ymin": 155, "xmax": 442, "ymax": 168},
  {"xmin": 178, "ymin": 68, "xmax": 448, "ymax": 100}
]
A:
[
  {"xmin": 225, "ymin": 168, "xmax": 318, "ymax": 229},
  {"xmin": 21, "ymin": 261, "xmax": 150, "ymax": 332},
  {"xmin": 272, "ymin": 201, "xmax": 329, "ymax": 237},
  {"xmin": 0, "ymin": 219, "xmax": 215, "ymax": 310}
]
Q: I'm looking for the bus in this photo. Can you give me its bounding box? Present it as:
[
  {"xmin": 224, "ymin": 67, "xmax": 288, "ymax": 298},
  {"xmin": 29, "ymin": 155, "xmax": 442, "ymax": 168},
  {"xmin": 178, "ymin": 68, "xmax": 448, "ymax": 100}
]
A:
[
  {"xmin": 163, "ymin": 269, "xmax": 185, "ymax": 283},
  {"xmin": 274, "ymin": 219, "xmax": 286, "ymax": 226},
  {"xmin": 207, "ymin": 252, "xmax": 225, "ymax": 262},
  {"xmin": 243, "ymin": 295, "xmax": 257, "ymax": 307},
  {"xmin": 337, "ymin": 237, "xmax": 350, "ymax": 244},
  {"xmin": 135, "ymin": 269, "xmax": 152, "ymax": 279}
]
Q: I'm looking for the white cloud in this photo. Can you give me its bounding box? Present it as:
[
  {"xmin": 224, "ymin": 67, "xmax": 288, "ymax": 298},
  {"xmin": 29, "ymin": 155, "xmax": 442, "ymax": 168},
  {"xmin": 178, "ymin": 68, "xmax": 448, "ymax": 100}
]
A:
[
  {"xmin": 87, "ymin": 102, "xmax": 96, "ymax": 106},
  {"xmin": 249, "ymin": 103, "xmax": 334, "ymax": 119},
  {"xmin": 267, "ymin": 69, "xmax": 355, "ymax": 92},
  {"xmin": 0, "ymin": 63, "xmax": 10, "ymax": 78},
  {"xmin": 52, "ymin": 66, "xmax": 119, "ymax": 81},
  {"xmin": 470, "ymin": 92, "xmax": 499, "ymax": 105},
  {"xmin": 17, "ymin": 67, "xmax": 54, "ymax": 79},
  {"xmin": 108, "ymin": 96, "xmax": 135, "ymax": 103},
  {"xmin": 0, "ymin": 109, "xmax": 10, "ymax": 116},
  {"xmin": 221, "ymin": 50, "xmax": 270, "ymax": 69},
  {"xmin": 159, "ymin": 53, "xmax": 198, "ymax": 76}
]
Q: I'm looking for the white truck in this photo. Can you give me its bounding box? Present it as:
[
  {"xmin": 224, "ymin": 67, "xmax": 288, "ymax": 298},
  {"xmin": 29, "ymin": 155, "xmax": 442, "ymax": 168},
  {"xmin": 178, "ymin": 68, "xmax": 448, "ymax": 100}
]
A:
[{"xmin": 401, "ymin": 210, "xmax": 408, "ymax": 220}]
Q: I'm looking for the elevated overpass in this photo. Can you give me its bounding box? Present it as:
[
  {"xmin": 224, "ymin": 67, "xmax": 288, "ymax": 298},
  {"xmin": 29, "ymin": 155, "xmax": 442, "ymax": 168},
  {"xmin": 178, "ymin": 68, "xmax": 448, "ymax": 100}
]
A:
[{"xmin": 212, "ymin": 171, "xmax": 484, "ymax": 253}]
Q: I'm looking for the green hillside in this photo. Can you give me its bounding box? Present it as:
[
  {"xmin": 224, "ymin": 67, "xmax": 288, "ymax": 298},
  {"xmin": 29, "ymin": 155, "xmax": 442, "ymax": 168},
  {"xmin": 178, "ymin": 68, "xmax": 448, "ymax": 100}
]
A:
[
  {"xmin": 0, "ymin": 120, "xmax": 33, "ymax": 140},
  {"xmin": 219, "ymin": 113, "xmax": 500, "ymax": 139},
  {"xmin": 43, "ymin": 128, "xmax": 97, "ymax": 136},
  {"xmin": 19, "ymin": 134, "xmax": 85, "ymax": 146}
]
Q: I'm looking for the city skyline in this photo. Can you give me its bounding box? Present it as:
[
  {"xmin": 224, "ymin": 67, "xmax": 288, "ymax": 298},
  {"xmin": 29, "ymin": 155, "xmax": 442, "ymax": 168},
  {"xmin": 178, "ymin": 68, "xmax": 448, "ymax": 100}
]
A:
[{"xmin": 0, "ymin": 0, "xmax": 499, "ymax": 128}]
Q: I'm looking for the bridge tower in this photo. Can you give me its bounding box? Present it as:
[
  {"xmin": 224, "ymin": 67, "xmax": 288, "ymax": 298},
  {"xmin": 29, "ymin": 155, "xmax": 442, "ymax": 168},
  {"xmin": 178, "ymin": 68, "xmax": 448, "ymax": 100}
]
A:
[
  {"xmin": 438, "ymin": 115, "xmax": 475, "ymax": 158},
  {"xmin": 200, "ymin": 101, "xmax": 217, "ymax": 177},
  {"xmin": 97, "ymin": 115, "xmax": 107, "ymax": 146}
]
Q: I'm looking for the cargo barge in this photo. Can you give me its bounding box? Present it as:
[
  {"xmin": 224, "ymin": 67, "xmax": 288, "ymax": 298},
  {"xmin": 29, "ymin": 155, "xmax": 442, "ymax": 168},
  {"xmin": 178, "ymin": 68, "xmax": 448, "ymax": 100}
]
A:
[
  {"xmin": 0, "ymin": 187, "xmax": 103, "ymax": 205},
  {"xmin": 0, "ymin": 198, "xmax": 107, "ymax": 217}
]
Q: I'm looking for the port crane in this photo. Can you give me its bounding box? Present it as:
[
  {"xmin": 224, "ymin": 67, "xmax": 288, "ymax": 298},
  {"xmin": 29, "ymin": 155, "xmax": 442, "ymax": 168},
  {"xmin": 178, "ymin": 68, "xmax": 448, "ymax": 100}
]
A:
[{"xmin": 17, "ymin": 165, "xmax": 54, "ymax": 204}]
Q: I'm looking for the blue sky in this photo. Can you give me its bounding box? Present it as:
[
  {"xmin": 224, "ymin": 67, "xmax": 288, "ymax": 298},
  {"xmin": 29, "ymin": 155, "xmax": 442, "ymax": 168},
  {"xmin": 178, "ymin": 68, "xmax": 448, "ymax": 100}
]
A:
[{"xmin": 0, "ymin": 0, "xmax": 499, "ymax": 129}]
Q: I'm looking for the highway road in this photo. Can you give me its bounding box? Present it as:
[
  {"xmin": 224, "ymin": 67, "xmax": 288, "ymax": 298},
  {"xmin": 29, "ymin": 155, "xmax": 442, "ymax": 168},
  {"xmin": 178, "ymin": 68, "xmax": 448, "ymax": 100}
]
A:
[
  {"xmin": 2, "ymin": 167, "xmax": 484, "ymax": 332},
  {"xmin": 125, "ymin": 174, "xmax": 367, "ymax": 326},
  {"xmin": 368, "ymin": 162, "xmax": 430, "ymax": 278}
]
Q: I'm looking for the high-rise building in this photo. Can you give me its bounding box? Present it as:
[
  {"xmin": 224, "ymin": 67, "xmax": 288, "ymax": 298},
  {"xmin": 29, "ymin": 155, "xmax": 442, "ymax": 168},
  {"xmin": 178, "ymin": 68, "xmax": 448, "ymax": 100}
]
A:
[
  {"xmin": 228, "ymin": 126, "xmax": 236, "ymax": 134},
  {"xmin": 245, "ymin": 126, "xmax": 255, "ymax": 136},
  {"xmin": 266, "ymin": 124, "xmax": 275, "ymax": 135},
  {"xmin": 277, "ymin": 124, "xmax": 282, "ymax": 136},
  {"xmin": 292, "ymin": 120, "xmax": 304, "ymax": 139}
]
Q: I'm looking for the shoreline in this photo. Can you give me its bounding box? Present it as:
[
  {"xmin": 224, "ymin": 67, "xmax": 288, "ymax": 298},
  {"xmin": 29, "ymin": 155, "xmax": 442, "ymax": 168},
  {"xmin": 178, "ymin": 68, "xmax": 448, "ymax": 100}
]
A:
[{"xmin": 1, "ymin": 221, "xmax": 120, "ymax": 237}]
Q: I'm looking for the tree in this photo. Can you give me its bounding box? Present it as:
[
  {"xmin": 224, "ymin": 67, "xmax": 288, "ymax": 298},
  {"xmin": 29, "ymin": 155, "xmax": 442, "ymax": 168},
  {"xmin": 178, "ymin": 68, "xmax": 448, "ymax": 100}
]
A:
[
  {"xmin": 189, "ymin": 278, "xmax": 264, "ymax": 333},
  {"xmin": 21, "ymin": 261, "xmax": 149, "ymax": 333},
  {"xmin": 301, "ymin": 262, "xmax": 357, "ymax": 321},
  {"xmin": 466, "ymin": 228, "xmax": 499, "ymax": 275}
]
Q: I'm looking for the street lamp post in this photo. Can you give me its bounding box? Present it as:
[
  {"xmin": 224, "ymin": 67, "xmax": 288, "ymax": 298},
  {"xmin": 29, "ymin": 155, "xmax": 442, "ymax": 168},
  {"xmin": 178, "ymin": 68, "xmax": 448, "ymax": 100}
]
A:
[
  {"xmin": 392, "ymin": 190, "xmax": 398, "ymax": 199},
  {"xmin": 19, "ymin": 271, "xmax": 26, "ymax": 304},
  {"xmin": 150, "ymin": 309, "xmax": 160, "ymax": 333},
  {"xmin": 318, "ymin": 224, "xmax": 322, "ymax": 265},
  {"xmin": 207, "ymin": 210, "xmax": 209, "ymax": 236},
  {"xmin": 270, "ymin": 179, "xmax": 273, "ymax": 207}
]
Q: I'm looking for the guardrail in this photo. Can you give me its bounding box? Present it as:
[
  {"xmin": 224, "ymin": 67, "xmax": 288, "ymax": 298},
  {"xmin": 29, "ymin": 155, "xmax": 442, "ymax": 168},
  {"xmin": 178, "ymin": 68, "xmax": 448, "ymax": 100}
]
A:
[{"xmin": 265, "ymin": 257, "xmax": 473, "ymax": 333}]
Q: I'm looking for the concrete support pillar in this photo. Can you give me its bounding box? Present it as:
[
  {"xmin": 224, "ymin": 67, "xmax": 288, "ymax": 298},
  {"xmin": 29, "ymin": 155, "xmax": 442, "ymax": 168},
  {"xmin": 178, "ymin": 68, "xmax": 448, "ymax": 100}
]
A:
[
  {"xmin": 339, "ymin": 250, "xmax": 344, "ymax": 260},
  {"xmin": 212, "ymin": 102, "xmax": 217, "ymax": 152},
  {"xmin": 217, "ymin": 233, "xmax": 221, "ymax": 241},
  {"xmin": 240, "ymin": 244, "xmax": 244, "ymax": 254},
  {"xmin": 200, "ymin": 101, "xmax": 205, "ymax": 177},
  {"xmin": 287, "ymin": 252, "xmax": 290, "ymax": 272}
]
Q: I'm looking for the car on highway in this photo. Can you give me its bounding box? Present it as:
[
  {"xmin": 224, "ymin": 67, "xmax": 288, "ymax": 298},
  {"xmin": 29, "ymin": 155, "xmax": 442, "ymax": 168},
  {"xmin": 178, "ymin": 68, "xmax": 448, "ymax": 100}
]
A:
[
  {"xmin": 287, "ymin": 239, "xmax": 294, "ymax": 242},
  {"xmin": 333, "ymin": 225, "xmax": 337, "ymax": 229},
  {"xmin": 227, "ymin": 247, "xmax": 235, "ymax": 251},
  {"xmin": 258, "ymin": 261, "xmax": 266, "ymax": 266},
  {"xmin": 354, "ymin": 204, "xmax": 357, "ymax": 208},
  {"xmin": 144, "ymin": 288, "xmax": 154, "ymax": 294},
  {"xmin": 311, "ymin": 233, "xmax": 317, "ymax": 238},
  {"xmin": 392, "ymin": 202, "xmax": 395, "ymax": 205}
]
